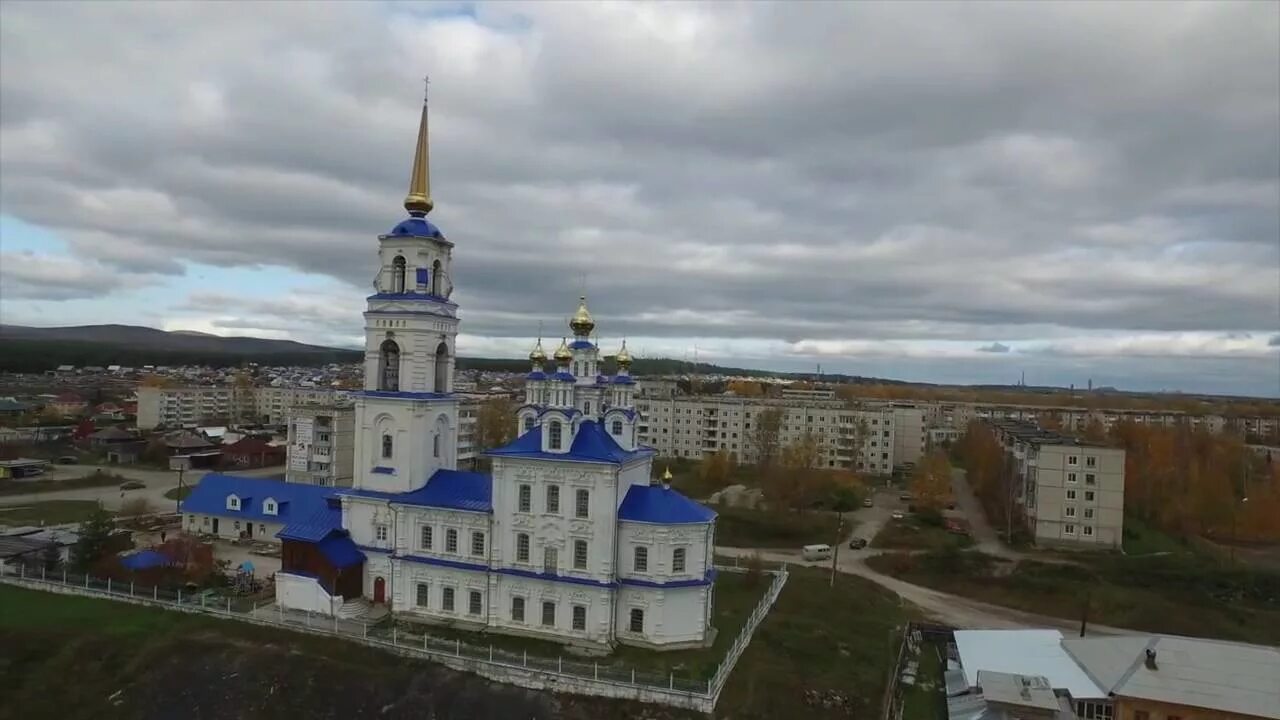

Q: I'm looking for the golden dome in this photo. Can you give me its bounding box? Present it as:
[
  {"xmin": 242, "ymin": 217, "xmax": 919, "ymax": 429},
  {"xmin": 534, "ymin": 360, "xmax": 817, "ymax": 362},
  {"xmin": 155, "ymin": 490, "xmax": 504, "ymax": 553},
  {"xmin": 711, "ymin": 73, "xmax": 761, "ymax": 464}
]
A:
[
  {"xmin": 529, "ymin": 339, "xmax": 547, "ymax": 363},
  {"xmin": 662, "ymin": 466, "xmax": 673, "ymax": 483},
  {"xmin": 569, "ymin": 295, "xmax": 595, "ymax": 336},
  {"xmin": 553, "ymin": 337, "xmax": 572, "ymax": 363},
  {"xmin": 615, "ymin": 340, "xmax": 632, "ymax": 369}
]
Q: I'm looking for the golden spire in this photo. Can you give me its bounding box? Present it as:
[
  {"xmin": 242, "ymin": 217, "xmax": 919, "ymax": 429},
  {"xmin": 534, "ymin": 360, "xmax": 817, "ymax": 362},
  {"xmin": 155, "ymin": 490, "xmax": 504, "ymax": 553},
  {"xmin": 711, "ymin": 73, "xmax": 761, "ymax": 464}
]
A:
[
  {"xmin": 662, "ymin": 466, "xmax": 673, "ymax": 483},
  {"xmin": 615, "ymin": 339, "xmax": 632, "ymax": 370},
  {"xmin": 403, "ymin": 76, "xmax": 434, "ymax": 217},
  {"xmin": 569, "ymin": 295, "xmax": 595, "ymax": 336},
  {"xmin": 529, "ymin": 337, "xmax": 546, "ymax": 364},
  {"xmin": 553, "ymin": 337, "xmax": 572, "ymax": 363}
]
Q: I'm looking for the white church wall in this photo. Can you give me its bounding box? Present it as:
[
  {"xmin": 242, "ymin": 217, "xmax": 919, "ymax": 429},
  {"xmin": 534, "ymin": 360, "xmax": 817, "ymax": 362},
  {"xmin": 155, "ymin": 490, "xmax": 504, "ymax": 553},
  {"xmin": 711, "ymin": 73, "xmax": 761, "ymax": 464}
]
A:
[
  {"xmin": 616, "ymin": 521, "xmax": 712, "ymax": 583},
  {"xmin": 615, "ymin": 585, "xmax": 710, "ymax": 647},
  {"xmin": 277, "ymin": 572, "xmax": 342, "ymax": 616},
  {"xmin": 392, "ymin": 559, "xmax": 488, "ymax": 623},
  {"xmin": 344, "ymin": 496, "xmax": 395, "ymax": 550},
  {"xmin": 395, "ymin": 505, "xmax": 490, "ymax": 563},
  {"xmin": 616, "ymin": 459, "xmax": 652, "ymax": 502},
  {"xmin": 490, "ymin": 574, "xmax": 614, "ymax": 646}
]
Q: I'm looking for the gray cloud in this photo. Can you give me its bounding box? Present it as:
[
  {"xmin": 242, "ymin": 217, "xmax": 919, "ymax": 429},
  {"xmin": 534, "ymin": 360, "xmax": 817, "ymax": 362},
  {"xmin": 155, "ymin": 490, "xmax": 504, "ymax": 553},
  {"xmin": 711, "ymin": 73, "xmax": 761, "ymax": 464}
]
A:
[
  {"xmin": 1, "ymin": 2, "xmax": 1278, "ymax": 394},
  {"xmin": 977, "ymin": 342, "xmax": 1011, "ymax": 354}
]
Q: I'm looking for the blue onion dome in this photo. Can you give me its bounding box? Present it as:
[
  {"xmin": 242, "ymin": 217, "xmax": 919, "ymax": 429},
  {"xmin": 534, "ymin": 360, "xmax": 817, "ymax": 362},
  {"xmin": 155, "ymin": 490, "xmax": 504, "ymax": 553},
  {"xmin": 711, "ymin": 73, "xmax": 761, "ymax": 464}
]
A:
[{"xmin": 390, "ymin": 216, "xmax": 444, "ymax": 238}]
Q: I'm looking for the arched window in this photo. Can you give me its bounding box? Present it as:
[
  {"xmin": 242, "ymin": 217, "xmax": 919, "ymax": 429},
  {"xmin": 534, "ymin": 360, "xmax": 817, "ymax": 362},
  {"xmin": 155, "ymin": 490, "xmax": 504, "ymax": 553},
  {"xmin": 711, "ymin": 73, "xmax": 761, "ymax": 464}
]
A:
[
  {"xmin": 379, "ymin": 339, "xmax": 400, "ymax": 391},
  {"xmin": 381, "ymin": 433, "xmax": 393, "ymax": 459},
  {"xmin": 548, "ymin": 421, "xmax": 563, "ymax": 450},
  {"xmin": 523, "ymin": 416, "xmax": 534, "ymax": 433},
  {"xmin": 391, "ymin": 256, "xmax": 406, "ymax": 294},
  {"xmin": 633, "ymin": 546, "xmax": 648, "ymax": 572},
  {"xmin": 433, "ymin": 434, "xmax": 440, "ymax": 458},
  {"xmin": 431, "ymin": 259, "xmax": 442, "ymax": 296},
  {"xmin": 672, "ymin": 547, "xmax": 686, "ymax": 573},
  {"xmin": 584, "ymin": 401, "xmax": 591, "ymax": 415},
  {"xmin": 611, "ymin": 420, "xmax": 623, "ymax": 435},
  {"xmin": 433, "ymin": 341, "xmax": 449, "ymax": 393}
]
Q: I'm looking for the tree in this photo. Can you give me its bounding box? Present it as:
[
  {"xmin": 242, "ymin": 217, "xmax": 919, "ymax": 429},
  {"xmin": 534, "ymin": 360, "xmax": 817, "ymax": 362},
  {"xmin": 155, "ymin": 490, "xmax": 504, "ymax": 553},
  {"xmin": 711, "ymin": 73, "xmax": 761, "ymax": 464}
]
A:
[
  {"xmin": 727, "ymin": 380, "xmax": 764, "ymax": 398},
  {"xmin": 766, "ymin": 433, "xmax": 823, "ymax": 512},
  {"xmin": 120, "ymin": 497, "xmax": 152, "ymax": 517},
  {"xmin": 473, "ymin": 397, "xmax": 516, "ymax": 470},
  {"xmin": 910, "ymin": 450, "xmax": 953, "ymax": 510},
  {"xmin": 749, "ymin": 407, "xmax": 784, "ymax": 470},
  {"xmin": 41, "ymin": 543, "xmax": 62, "ymax": 572},
  {"xmin": 698, "ymin": 449, "xmax": 734, "ymax": 491},
  {"xmin": 71, "ymin": 507, "xmax": 117, "ymax": 573}
]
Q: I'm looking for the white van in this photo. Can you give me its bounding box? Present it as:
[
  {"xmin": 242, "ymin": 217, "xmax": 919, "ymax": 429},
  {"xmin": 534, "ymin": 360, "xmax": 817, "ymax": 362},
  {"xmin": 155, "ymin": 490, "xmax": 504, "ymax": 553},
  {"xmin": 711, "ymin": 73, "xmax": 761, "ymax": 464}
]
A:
[{"xmin": 801, "ymin": 544, "xmax": 832, "ymax": 562}]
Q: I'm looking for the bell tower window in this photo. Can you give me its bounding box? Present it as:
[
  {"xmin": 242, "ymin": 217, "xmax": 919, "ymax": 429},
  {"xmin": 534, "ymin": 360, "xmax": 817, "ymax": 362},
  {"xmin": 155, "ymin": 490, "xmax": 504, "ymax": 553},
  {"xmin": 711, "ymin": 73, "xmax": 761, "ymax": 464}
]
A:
[
  {"xmin": 433, "ymin": 341, "xmax": 449, "ymax": 393},
  {"xmin": 381, "ymin": 434, "xmax": 393, "ymax": 459},
  {"xmin": 431, "ymin": 259, "xmax": 442, "ymax": 296},
  {"xmin": 379, "ymin": 339, "xmax": 400, "ymax": 391},
  {"xmin": 391, "ymin": 255, "xmax": 406, "ymax": 293}
]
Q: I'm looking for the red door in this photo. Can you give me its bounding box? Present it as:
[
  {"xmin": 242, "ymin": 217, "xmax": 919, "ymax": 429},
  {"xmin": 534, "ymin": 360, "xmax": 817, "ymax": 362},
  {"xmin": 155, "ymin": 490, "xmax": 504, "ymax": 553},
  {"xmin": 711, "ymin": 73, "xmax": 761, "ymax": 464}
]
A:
[{"xmin": 373, "ymin": 576, "xmax": 386, "ymax": 604}]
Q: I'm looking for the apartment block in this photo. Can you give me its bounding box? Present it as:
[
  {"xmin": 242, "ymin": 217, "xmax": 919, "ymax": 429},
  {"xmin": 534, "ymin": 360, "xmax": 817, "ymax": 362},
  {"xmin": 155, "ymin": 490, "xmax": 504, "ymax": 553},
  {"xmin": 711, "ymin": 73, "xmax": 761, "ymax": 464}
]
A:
[
  {"xmin": 255, "ymin": 387, "xmax": 353, "ymax": 425},
  {"xmin": 991, "ymin": 420, "xmax": 1125, "ymax": 549},
  {"xmin": 136, "ymin": 385, "xmax": 254, "ymax": 429},
  {"xmin": 634, "ymin": 396, "xmax": 907, "ymax": 474},
  {"xmin": 285, "ymin": 404, "xmax": 355, "ymax": 487}
]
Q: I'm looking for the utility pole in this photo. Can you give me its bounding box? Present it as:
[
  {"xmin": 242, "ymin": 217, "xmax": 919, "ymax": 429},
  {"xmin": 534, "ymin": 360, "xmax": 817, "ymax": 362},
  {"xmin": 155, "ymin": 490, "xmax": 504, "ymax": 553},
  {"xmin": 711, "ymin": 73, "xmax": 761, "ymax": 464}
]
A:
[
  {"xmin": 830, "ymin": 511, "xmax": 843, "ymax": 588},
  {"xmin": 174, "ymin": 466, "xmax": 185, "ymax": 516}
]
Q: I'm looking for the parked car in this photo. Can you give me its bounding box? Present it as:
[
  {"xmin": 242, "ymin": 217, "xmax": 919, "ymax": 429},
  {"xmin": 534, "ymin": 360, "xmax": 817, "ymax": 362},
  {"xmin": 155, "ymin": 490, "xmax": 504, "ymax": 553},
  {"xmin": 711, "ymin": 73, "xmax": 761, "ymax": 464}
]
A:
[
  {"xmin": 802, "ymin": 544, "xmax": 833, "ymax": 562},
  {"xmin": 119, "ymin": 480, "xmax": 145, "ymax": 490},
  {"xmin": 899, "ymin": 493, "xmax": 913, "ymax": 501},
  {"xmin": 891, "ymin": 511, "xmax": 906, "ymax": 520},
  {"xmin": 55, "ymin": 456, "xmax": 78, "ymax": 465},
  {"xmin": 862, "ymin": 498, "xmax": 874, "ymax": 508},
  {"xmin": 848, "ymin": 537, "xmax": 868, "ymax": 550}
]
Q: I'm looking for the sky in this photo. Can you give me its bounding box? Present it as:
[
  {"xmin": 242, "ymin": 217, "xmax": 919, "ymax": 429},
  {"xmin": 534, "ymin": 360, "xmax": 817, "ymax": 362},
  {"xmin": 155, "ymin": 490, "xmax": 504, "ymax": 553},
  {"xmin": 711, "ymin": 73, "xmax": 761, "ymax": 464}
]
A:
[{"xmin": 1, "ymin": 1, "xmax": 1278, "ymax": 397}]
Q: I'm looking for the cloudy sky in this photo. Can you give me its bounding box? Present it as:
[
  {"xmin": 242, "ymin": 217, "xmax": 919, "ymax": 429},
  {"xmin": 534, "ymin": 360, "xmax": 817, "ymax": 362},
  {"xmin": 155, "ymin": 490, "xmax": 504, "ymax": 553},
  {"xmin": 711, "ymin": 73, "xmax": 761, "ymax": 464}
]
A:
[{"xmin": 1, "ymin": 2, "xmax": 1278, "ymax": 396}]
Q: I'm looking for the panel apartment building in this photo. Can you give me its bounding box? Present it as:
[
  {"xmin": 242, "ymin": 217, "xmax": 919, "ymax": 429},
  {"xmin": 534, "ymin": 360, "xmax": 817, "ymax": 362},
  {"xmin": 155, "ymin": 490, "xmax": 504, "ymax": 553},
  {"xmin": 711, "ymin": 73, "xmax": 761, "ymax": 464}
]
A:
[
  {"xmin": 991, "ymin": 420, "xmax": 1125, "ymax": 548},
  {"xmin": 284, "ymin": 404, "xmax": 356, "ymax": 487},
  {"xmin": 634, "ymin": 394, "xmax": 926, "ymax": 474}
]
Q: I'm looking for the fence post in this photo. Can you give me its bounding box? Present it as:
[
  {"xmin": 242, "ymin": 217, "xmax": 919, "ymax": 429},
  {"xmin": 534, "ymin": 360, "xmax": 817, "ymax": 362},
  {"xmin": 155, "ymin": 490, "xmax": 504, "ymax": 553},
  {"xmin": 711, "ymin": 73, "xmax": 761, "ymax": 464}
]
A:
[
  {"xmin": 305, "ymin": 612, "xmax": 310, "ymax": 628},
  {"xmin": 456, "ymin": 639, "xmax": 460, "ymax": 656},
  {"xmin": 631, "ymin": 668, "xmax": 635, "ymax": 685},
  {"xmin": 153, "ymin": 586, "xmax": 158, "ymax": 601},
  {"xmin": 393, "ymin": 626, "xmax": 397, "ymax": 646},
  {"xmin": 63, "ymin": 567, "xmax": 67, "ymax": 584},
  {"xmin": 522, "ymin": 650, "xmax": 526, "ymax": 667},
  {"xmin": 670, "ymin": 672, "xmax": 674, "ymax": 690},
  {"xmin": 42, "ymin": 565, "xmax": 46, "ymax": 581},
  {"xmin": 489, "ymin": 645, "xmax": 493, "ymax": 662},
  {"xmin": 594, "ymin": 662, "xmax": 598, "ymax": 680},
  {"xmin": 707, "ymin": 677, "xmax": 711, "ymax": 694},
  {"xmin": 333, "ymin": 614, "xmax": 337, "ymax": 633},
  {"xmin": 424, "ymin": 633, "xmax": 429, "ymax": 650},
  {"xmin": 130, "ymin": 581, "xmax": 134, "ymax": 596},
  {"xmin": 558, "ymin": 656, "xmax": 562, "ymax": 674},
  {"xmin": 19, "ymin": 563, "xmax": 24, "ymax": 579},
  {"xmin": 107, "ymin": 577, "xmax": 111, "ymax": 594},
  {"xmin": 364, "ymin": 622, "xmax": 368, "ymax": 639},
  {"xmin": 177, "ymin": 588, "xmax": 181, "ymax": 604}
]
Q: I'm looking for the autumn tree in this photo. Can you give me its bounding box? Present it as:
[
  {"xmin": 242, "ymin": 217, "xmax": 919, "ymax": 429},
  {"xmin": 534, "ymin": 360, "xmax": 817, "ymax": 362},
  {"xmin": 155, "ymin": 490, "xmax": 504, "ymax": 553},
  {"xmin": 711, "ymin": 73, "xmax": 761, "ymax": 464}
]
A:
[
  {"xmin": 765, "ymin": 433, "xmax": 822, "ymax": 513},
  {"xmin": 910, "ymin": 449, "xmax": 953, "ymax": 510},
  {"xmin": 749, "ymin": 407, "xmax": 784, "ymax": 471},
  {"xmin": 71, "ymin": 507, "xmax": 118, "ymax": 573},
  {"xmin": 473, "ymin": 397, "xmax": 517, "ymax": 469},
  {"xmin": 727, "ymin": 380, "xmax": 764, "ymax": 398},
  {"xmin": 698, "ymin": 449, "xmax": 734, "ymax": 492}
]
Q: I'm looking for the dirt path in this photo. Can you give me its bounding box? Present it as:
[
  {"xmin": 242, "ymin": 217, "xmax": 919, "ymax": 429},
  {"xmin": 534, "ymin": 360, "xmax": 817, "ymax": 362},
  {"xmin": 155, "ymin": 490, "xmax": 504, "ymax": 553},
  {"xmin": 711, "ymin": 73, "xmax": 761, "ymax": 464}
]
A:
[{"xmin": 949, "ymin": 466, "xmax": 1019, "ymax": 558}]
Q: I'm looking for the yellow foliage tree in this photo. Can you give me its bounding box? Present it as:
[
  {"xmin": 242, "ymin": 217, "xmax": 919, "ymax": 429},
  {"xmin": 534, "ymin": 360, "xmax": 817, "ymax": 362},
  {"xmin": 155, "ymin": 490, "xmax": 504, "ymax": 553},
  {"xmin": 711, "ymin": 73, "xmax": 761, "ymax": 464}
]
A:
[{"xmin": 910, "ymin": 449, "xmax": 953, "ymax": 510}]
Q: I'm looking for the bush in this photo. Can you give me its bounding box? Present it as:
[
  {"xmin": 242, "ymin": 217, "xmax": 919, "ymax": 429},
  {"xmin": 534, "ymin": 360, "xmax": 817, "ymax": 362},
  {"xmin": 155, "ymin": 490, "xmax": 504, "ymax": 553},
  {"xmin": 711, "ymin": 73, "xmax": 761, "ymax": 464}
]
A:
[{"xmin": 916, "ymin": 507, "xmax": 944, "ymax": 527}]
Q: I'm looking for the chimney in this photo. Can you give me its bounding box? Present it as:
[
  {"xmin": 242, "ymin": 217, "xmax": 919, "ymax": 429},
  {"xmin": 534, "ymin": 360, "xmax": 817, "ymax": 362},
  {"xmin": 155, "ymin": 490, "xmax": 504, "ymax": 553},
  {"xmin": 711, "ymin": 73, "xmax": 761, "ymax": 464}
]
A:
[{"xmin": 1144, "ymin": 648, "xmax": 1158, "ymax": 670}]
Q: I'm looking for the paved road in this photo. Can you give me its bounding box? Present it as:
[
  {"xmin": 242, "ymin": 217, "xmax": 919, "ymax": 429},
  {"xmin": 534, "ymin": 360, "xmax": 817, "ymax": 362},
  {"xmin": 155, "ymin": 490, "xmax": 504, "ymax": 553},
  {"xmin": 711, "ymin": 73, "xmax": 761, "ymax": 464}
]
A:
[
  {"xmin": 949, "ymin": 467, "xmax": 1018, "ymax": 558},
  {"xmin": 0, "ymin": 463, "xmax": 285, "ymax": 513}
]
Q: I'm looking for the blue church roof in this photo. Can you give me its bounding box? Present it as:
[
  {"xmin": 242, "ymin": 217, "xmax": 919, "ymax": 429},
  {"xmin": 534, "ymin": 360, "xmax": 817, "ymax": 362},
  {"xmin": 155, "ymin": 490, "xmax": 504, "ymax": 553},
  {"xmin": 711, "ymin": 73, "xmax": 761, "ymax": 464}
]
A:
[
  {"xmin": 551, "ymin": 371, "xmax": 577, "ymax": 382},
  {"xmin": 611, "ymin": 375, "xmax": 635, "ymax": 385},
  {"xmin": 618, "ymin": 484, "xmax": 717, "ymax": 524},
  {"xmin": 487, "ymin": 420, "xmax": 652, "ymax": 464},
  {"xmin": 343, "ymin": 468, "xmax": 493, "ymax": 513},
  {"xmin": 526, "ymin": 371, "xmax": 547, "ymax": 381},
  {"xmin": 182, "ymin": 474, "xmax": 336, "ymax": 526},
  {"xmin": 569, "ymin": 340, "xmax": 595, "ymax": 350},
  {"xmin": 388, "ymin": 216, "xmax": 444, "ymax": 238},
  {"xmin": 315, "ymin": 532, "xmax": 365, "ymax": 568},
  {"xmin": 276, "ymin": 501, "xmax": 344, "ymax": 542},
  {"xmin": 121, "ymin": 549, "xmax": 177, "ymax": 571}
]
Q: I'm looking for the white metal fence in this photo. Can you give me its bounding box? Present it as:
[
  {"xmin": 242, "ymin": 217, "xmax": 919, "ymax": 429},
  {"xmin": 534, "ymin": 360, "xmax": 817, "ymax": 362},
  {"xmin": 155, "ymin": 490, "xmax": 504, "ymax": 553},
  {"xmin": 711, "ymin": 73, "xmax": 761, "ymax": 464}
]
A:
[{"xmin": 0, "ymin": 559, "xmax": 787, "ymax": 712}]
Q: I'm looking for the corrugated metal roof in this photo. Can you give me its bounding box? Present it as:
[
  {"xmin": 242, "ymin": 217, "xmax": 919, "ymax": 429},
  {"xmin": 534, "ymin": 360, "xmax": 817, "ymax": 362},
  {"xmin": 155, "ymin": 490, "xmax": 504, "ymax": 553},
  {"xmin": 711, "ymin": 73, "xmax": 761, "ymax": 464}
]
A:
[
  {"xmin": 342, "ymin": 469, "xmax": 492, "ymax": 513},
  {"xmin": 182, "ymin": 474, "xmax": 334, "ymax": 526},
  {"xmin": 121, "ymin": 549, "xmax": 176, "ymax": 571},
  {"xmin": 276, "ymin": 502, "xmax": 343, "ymax": 542},
  {"xmin": 315, "ymin": 533, "xmax": 364, "ymax": 569},
  {"xmin": 617, "ymin": 484, "xmax": 716, "ymax": 525},
  {"xmin": 1065, "ymin": 635, "xmax": 1280, "ymax": 720},
  {"xmin": 954, "ymin": 630, "xmax": 1106, "ymax": 699}
]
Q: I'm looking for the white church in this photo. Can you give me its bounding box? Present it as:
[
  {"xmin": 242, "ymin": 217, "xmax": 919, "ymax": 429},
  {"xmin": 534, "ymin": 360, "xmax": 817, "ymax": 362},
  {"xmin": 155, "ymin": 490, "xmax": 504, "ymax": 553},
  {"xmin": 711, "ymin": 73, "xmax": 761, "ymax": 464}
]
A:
[{"xmin": 269, "ymin": 86, "xmax": 719, "ymax": 651}]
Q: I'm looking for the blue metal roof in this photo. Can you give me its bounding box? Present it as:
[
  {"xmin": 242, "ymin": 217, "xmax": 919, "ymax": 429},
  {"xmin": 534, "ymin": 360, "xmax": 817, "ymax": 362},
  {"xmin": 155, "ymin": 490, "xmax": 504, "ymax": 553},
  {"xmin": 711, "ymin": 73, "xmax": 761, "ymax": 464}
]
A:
[
  {"xmin": 551, "ymin": 371, "xmax": 577, "ymax": 382},
  {"xmin": 276, "ymin": 500, "xmax": 344, "ymax": 542},
  {"xmin": 358, "ymin": 390, "xmax": 456, "ymax": 401},
  {"xmin": 603, "ymin": 407, "xmax": 638, "ymax": 421},
  {"xmin": 487, "ymin": 420, "xmax": 653, "ymax": 464},
  {"xmin": 388, "ymin": 216, "xmax": 444, "ymax": 238},
  {"xmin": 316, "ymin": 533, "xmax": 365, "ymax": 569},
  {"xmin": 182, "ymin": 474, "xmax": 335, "ymax": 526},
  {"xmin": 366, "ymin": 292, "xmax": 453, "ymax": 305},
  {"xmin": 121, "ymin": 549, "xmax": 176, "ymax": 571},
  {"xmin": 342, "ymin": 468, "xmax": 492, "ymax": 513},
  {"xmin": 611, "ymin": 375, "xmax": 635, "ymax": 385},
  {"xmin": 618, "ymin": 484, "xmax": 716, "ymax": 524},
  {"xmin": 526, "ymin": 371, "xmax": 547, "ymax": 380},
  {"xmin": 569, "ymin": 340, "xmax": 595, "ymax": 350},
  {"xmin": 620, "ymin": 568, "xmax": 717, "ymax": 588}
]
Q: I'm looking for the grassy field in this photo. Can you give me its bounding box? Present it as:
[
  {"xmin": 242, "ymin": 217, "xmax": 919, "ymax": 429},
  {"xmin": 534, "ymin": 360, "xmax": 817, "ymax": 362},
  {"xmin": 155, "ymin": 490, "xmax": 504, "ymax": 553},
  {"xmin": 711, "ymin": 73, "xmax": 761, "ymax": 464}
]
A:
[
  {"xmin": 868, "ymin": 549, "xmax": 1280, "ymax": 645},
  {"xmin": 714, "ymin": 505, "xmax": 842, "ymax": 548},
  {"xmin": 1121, "ymin": 515, "xmax": 1201, "ymax": 557},
  {"xmin": 0, "ymin": 499, "xmax": 103, "ymax": 526},
  {"xmin": 872, "ymin": 517, "xmax": 974, "ymax": 551},
  {"xmin": 718, "ymin": 564, "xmax": 913, "ymax": 719},
  {"xmin": 0, "ymin": 565, "xmax": 909, "ymax": 719}
]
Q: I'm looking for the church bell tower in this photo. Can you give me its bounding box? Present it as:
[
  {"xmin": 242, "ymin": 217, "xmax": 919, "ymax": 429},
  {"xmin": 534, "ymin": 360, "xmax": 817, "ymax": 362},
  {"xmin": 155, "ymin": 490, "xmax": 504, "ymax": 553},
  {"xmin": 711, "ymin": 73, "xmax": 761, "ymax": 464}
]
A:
[{"xmin": 353, "ymin": 79, "xmax": 460, "ymax": 493}]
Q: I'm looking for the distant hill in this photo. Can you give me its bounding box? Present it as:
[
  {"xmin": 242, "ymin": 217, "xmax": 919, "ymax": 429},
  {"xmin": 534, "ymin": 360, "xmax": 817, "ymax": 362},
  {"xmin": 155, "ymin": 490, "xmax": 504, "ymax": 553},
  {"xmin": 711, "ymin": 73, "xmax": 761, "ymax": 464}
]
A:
[{"xmin": 0, "ymin": 324, "xmax": 362, "ymax": 372}]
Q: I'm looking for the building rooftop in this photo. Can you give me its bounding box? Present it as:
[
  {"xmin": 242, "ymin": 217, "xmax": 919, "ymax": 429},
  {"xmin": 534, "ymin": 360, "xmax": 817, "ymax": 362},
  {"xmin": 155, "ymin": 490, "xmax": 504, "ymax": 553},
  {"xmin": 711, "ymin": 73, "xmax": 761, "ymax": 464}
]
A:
[
  {"xmin": 181, "ymin": 474, "xmax": 335, "ymax": 527},
  {"xmin": 487, "ymin": 420, "xmax": 653, "ymax": 465},
  {"xmin": 1063, "ymin": 635, "xmax": 1280, "ymax": 720},
  {"xmin": 617, "ymin": 484, "xmax": 717, "ymax": 525},
  {"xmin": 954, "ymin": 630, "xmax": 1105, "ymax": 699},
  {"xmin": 976, "ymin": 671, "xmax": 1062, "ymax": 712},
  {"xmin": 342, "ymin": 469, "xmax": 493, "ymax": 514}
]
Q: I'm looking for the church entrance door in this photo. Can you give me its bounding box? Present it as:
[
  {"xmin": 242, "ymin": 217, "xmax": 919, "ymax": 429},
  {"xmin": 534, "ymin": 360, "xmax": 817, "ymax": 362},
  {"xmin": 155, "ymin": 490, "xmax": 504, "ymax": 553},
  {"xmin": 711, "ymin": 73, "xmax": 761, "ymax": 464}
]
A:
[{"xmin": 373, "ymin": 576, "xmax": 386, "ymax": 604}]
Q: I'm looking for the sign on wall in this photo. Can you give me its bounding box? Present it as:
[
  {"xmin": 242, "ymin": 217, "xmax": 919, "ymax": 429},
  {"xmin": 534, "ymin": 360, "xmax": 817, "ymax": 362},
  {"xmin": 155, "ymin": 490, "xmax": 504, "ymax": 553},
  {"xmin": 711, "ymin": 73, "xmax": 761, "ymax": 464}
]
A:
[{"xmin": 289, "ymin": 418, "xmax": 314, "ymax": 472}]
